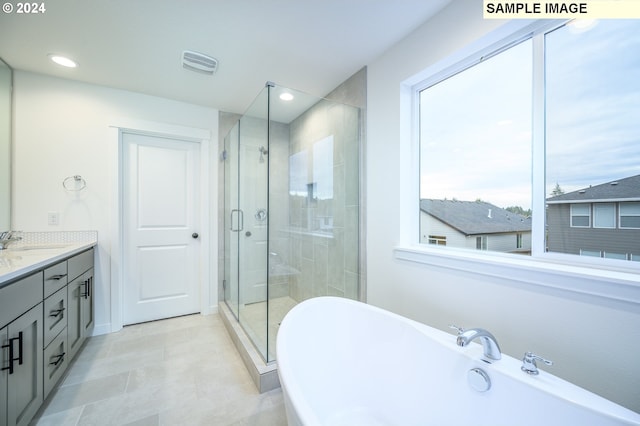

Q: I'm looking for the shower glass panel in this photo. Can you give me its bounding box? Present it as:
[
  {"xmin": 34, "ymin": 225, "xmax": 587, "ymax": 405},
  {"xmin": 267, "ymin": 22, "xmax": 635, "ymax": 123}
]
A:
[
  {"xmin": 223, "ymin": 121, "xmax": 240, "ymax": 320},
  {"xmin": 223, "ymin": 82, "xmax": 361, "ymax": 363}
]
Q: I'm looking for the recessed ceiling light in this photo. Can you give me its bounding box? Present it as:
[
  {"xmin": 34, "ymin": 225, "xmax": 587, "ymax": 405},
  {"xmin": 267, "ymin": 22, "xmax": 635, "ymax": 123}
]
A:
[
  {"xmin": 279, "ymin": 92, "xmax": 294, "ymax": 101},
  {"xmin": 568, "ymin": 19, "xmax": 598, "ymax": 33},
  {"xmin": 49, "ymin": 54, "xmax": 78, "ymax": 68}
]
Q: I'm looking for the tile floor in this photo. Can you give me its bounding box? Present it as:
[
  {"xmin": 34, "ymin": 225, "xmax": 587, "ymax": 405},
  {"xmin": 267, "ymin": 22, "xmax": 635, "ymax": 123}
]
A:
[
  {"xmin": 240, "ymin": 297, "xmax": 298, "ymax": 361},
  {"xmin": 31, "ymin": 313, "xmax": 287, "ymax": 425}
]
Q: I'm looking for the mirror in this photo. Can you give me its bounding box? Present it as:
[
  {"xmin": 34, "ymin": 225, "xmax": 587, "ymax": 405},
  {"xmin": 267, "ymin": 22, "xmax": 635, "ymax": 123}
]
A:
[{"xmin": 0, "ymin": 58, "xmax": 11, "ymax": 230}]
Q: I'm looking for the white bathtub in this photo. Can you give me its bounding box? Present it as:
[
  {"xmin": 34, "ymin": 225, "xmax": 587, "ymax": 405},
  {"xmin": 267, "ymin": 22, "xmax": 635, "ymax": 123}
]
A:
[{"xmin": 276, "ymin": 297, "xmax": 640, "ymax": 426}]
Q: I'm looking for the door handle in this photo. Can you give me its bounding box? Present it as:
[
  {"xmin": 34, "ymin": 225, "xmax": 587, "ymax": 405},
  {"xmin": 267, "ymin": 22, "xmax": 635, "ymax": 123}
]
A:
[
  {"xmin": 1, "ymin": 332, "xmax": 23, "ymax": 375},
  {"xmin": 192, "ymin": 233, "xmax": 199, "ymax": 239},
  {"xmin": 81, "ymin": 278, "xmax": 91, "ymax": 299},
  {"xmin": 230, "ymin": 209, "xmax": 244, "ymax": 232}
]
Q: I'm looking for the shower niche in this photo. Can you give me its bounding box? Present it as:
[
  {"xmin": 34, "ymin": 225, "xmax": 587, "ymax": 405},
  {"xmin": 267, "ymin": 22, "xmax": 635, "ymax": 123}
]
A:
[{"xmin": 222, "ymin": 82, "xmax": 362, "ymax": 367}]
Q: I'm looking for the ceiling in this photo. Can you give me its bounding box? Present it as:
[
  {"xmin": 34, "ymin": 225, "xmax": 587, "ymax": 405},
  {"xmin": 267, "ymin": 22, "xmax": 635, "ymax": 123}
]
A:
[{"xmin": 0, "ymin": 0, "xmax": 450, "ymax": 114}]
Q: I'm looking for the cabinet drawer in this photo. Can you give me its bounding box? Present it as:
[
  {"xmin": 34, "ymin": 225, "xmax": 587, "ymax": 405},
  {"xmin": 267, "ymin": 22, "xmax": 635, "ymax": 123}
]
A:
[
  {"xmin": 44, "ymin": 261, "xmax": 68, "ymax": 298},
  {"xmin": 68, "ymin": 249, "xmax": 94, "ymax": 281},
  {"xmin": 44, "ymin": 287, "xmax": 67, "ymax": 348},
  {"xmin": 43, "ymin": 327, "xmax": 67, "ymax": 400},
  {"xmin": 0, "ymin": 272, "xmax": 42, "ymax": 329}
]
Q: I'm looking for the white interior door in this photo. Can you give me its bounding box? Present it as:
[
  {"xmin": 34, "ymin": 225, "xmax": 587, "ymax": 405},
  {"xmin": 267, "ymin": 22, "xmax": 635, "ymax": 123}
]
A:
[{"xmin": 123, "ymin": 131, "xmax": 201, "ymax": 325}]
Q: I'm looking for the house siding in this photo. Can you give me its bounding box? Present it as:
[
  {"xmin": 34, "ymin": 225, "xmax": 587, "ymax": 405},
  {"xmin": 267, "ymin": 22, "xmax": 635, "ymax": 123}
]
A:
[{"xmin": 547, "ymin": 203, "xmax": 640, "ymax": 257}]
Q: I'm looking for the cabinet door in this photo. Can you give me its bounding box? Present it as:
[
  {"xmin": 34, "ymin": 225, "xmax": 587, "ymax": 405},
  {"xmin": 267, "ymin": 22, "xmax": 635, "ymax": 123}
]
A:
[
  {"xmin": 67, "ymin": 276, "xmax": 83, "ymax": 361},
  {"xmin": 1, "ymin": 325, "xmax": 7, "ymax": 426},
  {"xmin": 81, "ymin": 269, "xmax": 94, "ymax": 337},
  {"xmin": 6, "ymin": 304, "xmax": 43, "ymax": 426}
]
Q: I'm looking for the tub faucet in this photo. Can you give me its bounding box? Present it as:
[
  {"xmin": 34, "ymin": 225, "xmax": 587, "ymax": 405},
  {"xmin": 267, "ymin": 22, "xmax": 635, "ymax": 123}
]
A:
[{"xmin": 453, "ymin": 326, "xmax": 502, "ymax": 361}]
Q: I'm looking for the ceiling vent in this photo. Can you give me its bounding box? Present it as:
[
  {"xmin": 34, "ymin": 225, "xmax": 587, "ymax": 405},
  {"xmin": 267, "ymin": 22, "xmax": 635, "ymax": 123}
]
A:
[{"xmin": 182, "ymin": 50, "xmax": 218, "ymax": 75}]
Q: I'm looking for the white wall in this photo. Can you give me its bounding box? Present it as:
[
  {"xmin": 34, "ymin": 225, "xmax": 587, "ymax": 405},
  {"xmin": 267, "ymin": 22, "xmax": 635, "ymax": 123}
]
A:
[
  {"xmin": 367, "ymin": 0, "xmax": 640, "ymax": 413},
  {"xmin": 12, "ymin": 71, "xmax": 219, "ymax": 334}
]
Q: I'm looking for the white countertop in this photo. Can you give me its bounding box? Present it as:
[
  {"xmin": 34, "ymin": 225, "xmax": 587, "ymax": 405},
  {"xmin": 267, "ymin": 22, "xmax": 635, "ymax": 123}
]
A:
[{"xmin": 0, "ymin": 242, "xmax": 96, "ymax": 286}]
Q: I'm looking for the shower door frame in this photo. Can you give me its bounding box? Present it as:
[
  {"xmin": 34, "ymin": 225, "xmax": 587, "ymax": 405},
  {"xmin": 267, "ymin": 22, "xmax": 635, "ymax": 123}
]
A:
[{"xmin": 223, "ymin": 86, "xmax": 272, "ymax": 362}]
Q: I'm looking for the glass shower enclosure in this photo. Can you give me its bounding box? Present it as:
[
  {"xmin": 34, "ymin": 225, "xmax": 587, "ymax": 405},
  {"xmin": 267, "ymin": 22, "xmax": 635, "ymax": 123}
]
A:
[{"xmin": 223, "ymin": 82, "xmax": 361, "ymax": 363}]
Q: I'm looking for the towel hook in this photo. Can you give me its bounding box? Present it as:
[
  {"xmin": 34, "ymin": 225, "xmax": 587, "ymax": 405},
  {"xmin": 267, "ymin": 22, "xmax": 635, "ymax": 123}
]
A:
[{"xmin": 62, "ymin": 175, "xmax": 87, "ymax": 191}]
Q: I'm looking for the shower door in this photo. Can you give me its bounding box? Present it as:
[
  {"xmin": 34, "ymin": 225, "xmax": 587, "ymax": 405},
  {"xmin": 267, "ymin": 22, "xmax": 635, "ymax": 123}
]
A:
[
  {"xmin": 223, "ymin": 122, "xmax": 240, "ymax": 319},
  {"xmin": 223, "ymin": 82, "xmax": 362, "ymax": 364},
  {"xmin": 224, "ymin": 87, "xmax": 270, "ymax": 360}
]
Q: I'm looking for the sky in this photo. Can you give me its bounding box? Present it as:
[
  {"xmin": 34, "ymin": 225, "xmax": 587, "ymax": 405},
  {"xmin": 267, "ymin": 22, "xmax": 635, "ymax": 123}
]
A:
[{"xmin": 420, "ymin": 20, "xmax": 640, "ymax": 211}]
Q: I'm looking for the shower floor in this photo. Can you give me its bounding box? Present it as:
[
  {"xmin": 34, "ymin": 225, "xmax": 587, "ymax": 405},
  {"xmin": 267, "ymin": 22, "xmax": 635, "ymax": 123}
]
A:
[{"xmin": 240, "ymin": 296, "xmax": 298, "ymax": 361}]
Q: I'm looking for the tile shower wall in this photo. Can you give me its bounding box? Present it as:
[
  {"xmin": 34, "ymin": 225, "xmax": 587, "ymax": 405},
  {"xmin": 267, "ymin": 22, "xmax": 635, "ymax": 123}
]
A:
[
  {"xmin": 285, "ymin": 99, "xmax": 360, "ymax": 302},
  {"xmin": 218, "ymin": 68, "xmax": 366, "ymax": 307}
]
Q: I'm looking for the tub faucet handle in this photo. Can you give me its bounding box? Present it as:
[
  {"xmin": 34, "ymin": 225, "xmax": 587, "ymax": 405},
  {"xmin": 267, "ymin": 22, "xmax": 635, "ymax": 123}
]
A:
[
  {"xmin": 449, "ymin": 324, "xmax": 464, "ymax": 335},
  {"xmin": 521, "ymin": 352, "xmax": 553, "ymax": 375}
]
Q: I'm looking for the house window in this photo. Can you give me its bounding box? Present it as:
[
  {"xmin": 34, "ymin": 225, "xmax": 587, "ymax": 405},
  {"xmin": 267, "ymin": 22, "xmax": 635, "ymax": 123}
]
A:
[
  {"xmin": 418, "ymin": 19, "xmax": 640, "ymax": 265},
  {"xmin": 428, "ymin": 235, "xmax": 447, "ymax": 246},
  {"xmin": 476, "ymin": 236, "xmax": 487, "ymax": 250},
  {"xmin": 593, "ymin": 203, "xmax": 615, "ymax": 228},
  {"xmin": 570, "ymin": 204, "xmax": 590, "ymax": 227},
  {"xmin": 620, "ymin": 202, "xmax": 640, "ymax": 229}
]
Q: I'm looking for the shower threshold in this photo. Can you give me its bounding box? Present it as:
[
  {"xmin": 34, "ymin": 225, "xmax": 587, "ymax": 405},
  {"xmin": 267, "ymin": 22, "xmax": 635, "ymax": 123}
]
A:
[{"xmin": 219, "ymin": 302, "xmax": 280, "ymax": 393}]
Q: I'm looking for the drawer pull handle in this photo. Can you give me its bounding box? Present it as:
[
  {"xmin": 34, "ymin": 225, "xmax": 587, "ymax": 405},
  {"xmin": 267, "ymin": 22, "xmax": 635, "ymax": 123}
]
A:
[
  {"xmin": 49, "ymin": 308, "xmax": 66, "ymax": 318},
  {"xmin": 47, "ymin": 274, "xmax": 68, "ymax": 281},
  {"xmin": 49, "ymin": 352, "xmax": 66, "ymax": 367}
]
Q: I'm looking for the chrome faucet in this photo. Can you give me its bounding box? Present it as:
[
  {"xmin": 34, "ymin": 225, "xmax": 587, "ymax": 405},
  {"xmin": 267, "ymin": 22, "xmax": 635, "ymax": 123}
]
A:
[
  {"xmin": 521, "ymin": 352, "xmax": 553, "ymax": 375},
  {"xmin": 451, "ymin": 325, "xmax": 502, "ymax": 361},
  {"xmin": 0, "ymin": 231, "xmax": 22, "ymax": 250}
]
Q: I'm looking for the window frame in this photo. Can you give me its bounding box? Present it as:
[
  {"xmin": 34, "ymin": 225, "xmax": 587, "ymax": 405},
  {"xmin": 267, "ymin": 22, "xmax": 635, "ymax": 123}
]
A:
[
  {"xmin": 571, "ymin": 204, "xmax": 592, "ymax": 228},
  {"xmin": 593, "ymin": 203, "xmax": 616, "ymax": 229},
  {"xmin": 395, "ymin": 19, "xmax": 639, "ymax": 307},
  {"xmin": 620, "ymin": 202, "xmax": 640, "ymax": 230}
]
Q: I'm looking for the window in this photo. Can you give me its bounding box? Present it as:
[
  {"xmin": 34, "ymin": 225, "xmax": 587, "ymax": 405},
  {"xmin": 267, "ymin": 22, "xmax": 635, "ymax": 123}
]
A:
[
  {"xmin": 593, "ymin": 203, "xmax": 615, "ymax": 229},
  {"xmin": 418, "ymin": 20, "xmax": 640, "ymax": 264},
  {"xmin": 428, "ymin": 235, "xmax": 447, "ymax": 246},
  {"xmin": 620, "ymin": 202, "xmax": 640, "ymax": 229},
  {"xmin": 570, "ymin": 204, "xmax": 590, "ymax": 228},
  {"xmin": 476, "ymin": 236, "xmax": 487, "ymax": 250}
]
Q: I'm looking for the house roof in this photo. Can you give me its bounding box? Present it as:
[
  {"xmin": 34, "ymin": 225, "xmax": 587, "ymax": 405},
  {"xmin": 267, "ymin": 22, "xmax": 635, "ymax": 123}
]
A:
[
  {"xmin": 420, "ymin": 199, "xmax": 531, "ymax": 236},
  {"xmin": 546, "ymin": 174, "xmax": 640, "ymax": 204}
]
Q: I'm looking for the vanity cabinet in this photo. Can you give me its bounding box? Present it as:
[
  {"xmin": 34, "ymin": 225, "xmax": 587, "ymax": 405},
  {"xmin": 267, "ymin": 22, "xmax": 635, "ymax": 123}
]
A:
[
  {"xmin": 67, "ymin": 249, "xmax": 94, "ymax": 361},
  {"xmin": 42, "ymin": 286, "xmax": 68, "ymax": 400},
  {"xmin": 0, "ymin": 273, "xmax": 44, "ymax": 426},
  {"xmin": 0, "ymin": 246, "xmax": 94, "ymax": 426}
]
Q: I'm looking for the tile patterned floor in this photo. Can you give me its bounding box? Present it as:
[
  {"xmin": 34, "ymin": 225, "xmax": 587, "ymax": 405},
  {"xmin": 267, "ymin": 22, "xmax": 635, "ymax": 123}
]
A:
[
  {"xmin": 240, "ymin": 297, "xmax": 298, "ymax": 361},
  {"xmin": 32, "ymin": 313, "xmax": 287, "ymax": 426}
]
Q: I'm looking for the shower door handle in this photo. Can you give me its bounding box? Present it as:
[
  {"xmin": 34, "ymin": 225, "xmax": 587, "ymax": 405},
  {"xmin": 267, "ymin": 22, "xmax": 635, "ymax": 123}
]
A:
[{"xmin": 230, "ymin": 209, "xmax": 244, "ymax": 232}]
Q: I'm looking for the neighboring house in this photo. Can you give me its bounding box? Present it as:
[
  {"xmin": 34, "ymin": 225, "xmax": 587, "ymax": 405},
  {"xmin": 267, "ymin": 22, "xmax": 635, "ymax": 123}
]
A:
[
  {"xmin": 546, "ymin": 174, "xmax": 640, "ymax": 260},
  {"xmin": 420, "ymin": 199, "xmax": 532, "ymax": 253}
]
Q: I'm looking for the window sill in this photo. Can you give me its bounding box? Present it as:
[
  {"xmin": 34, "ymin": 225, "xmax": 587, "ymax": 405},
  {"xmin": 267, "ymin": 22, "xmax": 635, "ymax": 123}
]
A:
[{"xmin": 394, "ymin": 246, "xmax": 640, "ymax": 307}]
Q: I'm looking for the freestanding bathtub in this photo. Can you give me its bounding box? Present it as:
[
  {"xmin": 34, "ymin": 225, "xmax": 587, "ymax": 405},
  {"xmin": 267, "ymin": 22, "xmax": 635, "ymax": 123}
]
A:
[{"xmin": 277, "ymin": 297, "xmax": 640, "ymax": 426}]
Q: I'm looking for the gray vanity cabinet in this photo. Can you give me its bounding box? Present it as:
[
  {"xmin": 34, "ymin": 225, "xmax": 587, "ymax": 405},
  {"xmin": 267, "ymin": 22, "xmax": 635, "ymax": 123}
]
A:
[
  {"xmin": 67, "ymin": 249, "xmax": 94, "ymax": 361},
  {"xmin": 6, "ymin": 304, "xmax": 43, "ymax": 426},
  {"xmin": 1, "ymin": 245, "xmax": 95, "ymax": 426},
  {"xmin": 0, "ymin": 272, "xmax": 44, "ymax": 426},
  {"xmin": 43, "ymin": 285, "xmax": 68, "ymax": 400},
  {"xmin": 1, "ymin": 325, "xmax": 7, "ymax": 426}
]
